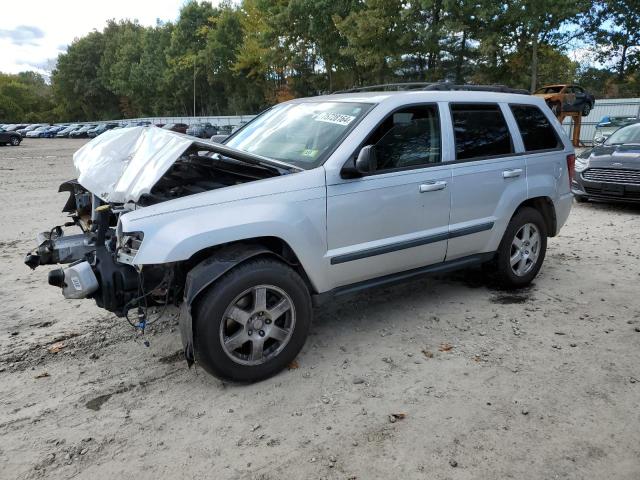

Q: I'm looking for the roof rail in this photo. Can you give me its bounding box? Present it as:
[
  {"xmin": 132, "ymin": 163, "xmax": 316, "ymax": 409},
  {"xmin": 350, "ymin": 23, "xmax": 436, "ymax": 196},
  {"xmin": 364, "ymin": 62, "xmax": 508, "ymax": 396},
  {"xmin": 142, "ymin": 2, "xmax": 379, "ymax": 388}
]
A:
[
  {"xmin": 332, "ymin": 82, "xmax": 530, "ymax": 95},
  {"xmin": 422, "ymin": 83, "xmax": 530, "ymax": 95},
  {"xmin": 333, "ymin": 82, "xmax": 434, "ymax": 94}
]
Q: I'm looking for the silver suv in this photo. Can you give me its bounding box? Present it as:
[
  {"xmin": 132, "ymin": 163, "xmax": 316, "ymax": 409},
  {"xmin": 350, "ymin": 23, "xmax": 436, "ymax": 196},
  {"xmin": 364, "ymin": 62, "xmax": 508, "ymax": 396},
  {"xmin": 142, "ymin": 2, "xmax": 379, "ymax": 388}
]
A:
[{"xmin": 26, "ymin": 84, "xmax": 574, "ymax": 382}]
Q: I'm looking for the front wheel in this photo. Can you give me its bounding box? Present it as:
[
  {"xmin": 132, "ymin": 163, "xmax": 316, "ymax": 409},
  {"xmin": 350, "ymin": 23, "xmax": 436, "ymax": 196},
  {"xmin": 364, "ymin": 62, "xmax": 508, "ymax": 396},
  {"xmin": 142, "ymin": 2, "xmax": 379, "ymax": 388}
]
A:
[
  {"xmin": 582, "ymin": 103, "xmax": 592, "ymax": 116},
  {"xmin": 193, "ymin": 257, "xmax": 312, "ymax": 382},
  {"xmin": 493, "ymin": 207, "xmax": 547, "ymax": 288}
]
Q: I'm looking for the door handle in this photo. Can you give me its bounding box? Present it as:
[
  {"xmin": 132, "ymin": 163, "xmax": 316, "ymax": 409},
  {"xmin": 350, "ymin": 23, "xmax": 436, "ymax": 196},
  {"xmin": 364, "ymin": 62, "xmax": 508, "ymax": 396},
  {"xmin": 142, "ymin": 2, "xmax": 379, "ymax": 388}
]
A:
[
  {"xmin": 419, "ymin": 181, "xmax": 447, "ymax": 193},
  {"xmin": 502, "ymin": 168, "xmax": 523, "ymax": 179}
]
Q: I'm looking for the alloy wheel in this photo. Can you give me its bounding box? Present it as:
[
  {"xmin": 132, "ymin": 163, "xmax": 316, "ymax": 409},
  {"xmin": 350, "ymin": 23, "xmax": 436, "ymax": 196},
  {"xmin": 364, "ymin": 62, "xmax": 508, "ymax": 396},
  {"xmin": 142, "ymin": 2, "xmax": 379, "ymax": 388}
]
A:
[
  {"xmin": 219, "ymin": 284, "xmax": 296, "ymax": 366},
  {"xmin": 510, "ymin": 223, "xmax": 540, "ymax": 277}
]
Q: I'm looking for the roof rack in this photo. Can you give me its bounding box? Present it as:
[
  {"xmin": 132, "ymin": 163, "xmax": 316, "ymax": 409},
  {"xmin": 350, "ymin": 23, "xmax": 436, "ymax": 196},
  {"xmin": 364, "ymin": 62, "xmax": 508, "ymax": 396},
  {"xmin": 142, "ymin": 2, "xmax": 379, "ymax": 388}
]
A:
[
  {"xmin": 333, "ymin": 82, "xmax": 530, "ymax": 95},
  {"xmin": 333, "ymin": 82, "xmax": 434, "ymax": 94},
  {"xmin": 423, "ymin": 83, "xmax": 530, "ymax": 95}
]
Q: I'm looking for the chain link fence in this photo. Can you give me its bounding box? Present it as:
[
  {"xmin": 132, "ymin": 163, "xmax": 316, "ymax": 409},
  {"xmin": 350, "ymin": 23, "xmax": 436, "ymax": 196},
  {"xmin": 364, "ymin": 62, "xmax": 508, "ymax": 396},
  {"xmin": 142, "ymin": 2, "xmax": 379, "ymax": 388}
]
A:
[{"xmin": 561, "ymin": 98, "xmax": 640, "ymax": 146}]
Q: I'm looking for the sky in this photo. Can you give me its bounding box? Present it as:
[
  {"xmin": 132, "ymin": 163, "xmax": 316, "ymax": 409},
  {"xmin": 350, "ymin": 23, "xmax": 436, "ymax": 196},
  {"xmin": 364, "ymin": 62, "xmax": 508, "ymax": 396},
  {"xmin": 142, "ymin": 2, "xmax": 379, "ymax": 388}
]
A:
[{"xmin": 0, "ymin": 0, "xmax": 190, "ymax": 77}]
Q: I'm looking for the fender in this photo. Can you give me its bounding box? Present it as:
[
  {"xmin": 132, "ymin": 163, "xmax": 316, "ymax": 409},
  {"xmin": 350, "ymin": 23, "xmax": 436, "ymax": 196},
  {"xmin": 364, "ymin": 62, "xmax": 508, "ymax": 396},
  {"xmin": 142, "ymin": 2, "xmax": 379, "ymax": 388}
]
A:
[{"xmin": 179, "ymin": 243, "xmax": 274, "ymax": 365}]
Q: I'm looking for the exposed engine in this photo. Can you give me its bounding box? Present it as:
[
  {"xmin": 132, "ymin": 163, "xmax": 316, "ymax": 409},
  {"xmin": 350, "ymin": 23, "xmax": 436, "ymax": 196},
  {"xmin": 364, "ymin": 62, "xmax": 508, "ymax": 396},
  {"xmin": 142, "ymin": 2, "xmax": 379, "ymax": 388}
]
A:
[
  {"xmin": 24, "ymin": 145, "xmax": 280, "ymax": 326},
  {"xmin": 137, "ymin": 152, "xmax": 278, "ymax": 206}
]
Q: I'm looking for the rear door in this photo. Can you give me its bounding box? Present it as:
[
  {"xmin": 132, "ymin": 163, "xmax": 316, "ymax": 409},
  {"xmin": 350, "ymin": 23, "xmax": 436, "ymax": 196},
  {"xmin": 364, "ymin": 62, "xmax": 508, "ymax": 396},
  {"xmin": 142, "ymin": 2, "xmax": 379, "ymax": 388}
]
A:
[
  {"xmin": 445, "ymin": 102, "xmax": 527, "ymax": 261},
  {"xmin": 326, "ymin": 104, "xmax": 451, "ymax": 288}
]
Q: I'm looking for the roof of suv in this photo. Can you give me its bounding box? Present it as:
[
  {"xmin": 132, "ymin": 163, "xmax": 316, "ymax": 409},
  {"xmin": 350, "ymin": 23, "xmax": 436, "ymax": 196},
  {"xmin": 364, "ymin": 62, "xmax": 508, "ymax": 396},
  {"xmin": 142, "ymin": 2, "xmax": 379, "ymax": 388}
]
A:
[{"xmin": 290, "ymin": 90, "xmax": 539, "ymax": 106}]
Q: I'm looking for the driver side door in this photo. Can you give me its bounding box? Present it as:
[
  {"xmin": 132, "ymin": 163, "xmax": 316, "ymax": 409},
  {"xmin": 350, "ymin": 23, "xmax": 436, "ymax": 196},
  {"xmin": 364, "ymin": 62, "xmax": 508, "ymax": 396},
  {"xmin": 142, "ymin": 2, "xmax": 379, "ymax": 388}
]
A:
[{"xmin": 326, "ymin": 104, "xmax": 451, "ymax": 288}]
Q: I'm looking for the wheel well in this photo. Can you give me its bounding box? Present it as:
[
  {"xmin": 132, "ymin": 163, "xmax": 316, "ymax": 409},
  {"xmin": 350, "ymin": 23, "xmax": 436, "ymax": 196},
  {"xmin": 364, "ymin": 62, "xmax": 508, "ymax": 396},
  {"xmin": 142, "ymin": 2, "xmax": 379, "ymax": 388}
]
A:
[
  {"xmin": 185, "ymin": 236, "xmax": 316, "ymax": 293},
  {"xmin": 515, "ymin": 197, "xmax": 557, "ymax": 236}
]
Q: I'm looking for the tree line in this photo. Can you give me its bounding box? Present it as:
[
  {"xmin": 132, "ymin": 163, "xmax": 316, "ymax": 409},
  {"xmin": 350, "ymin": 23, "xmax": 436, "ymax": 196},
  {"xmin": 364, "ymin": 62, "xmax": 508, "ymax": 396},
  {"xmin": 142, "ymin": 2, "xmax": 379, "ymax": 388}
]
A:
[{"xmin": 1, "ymin": 0, "xmax": 639, "ymax": 123}]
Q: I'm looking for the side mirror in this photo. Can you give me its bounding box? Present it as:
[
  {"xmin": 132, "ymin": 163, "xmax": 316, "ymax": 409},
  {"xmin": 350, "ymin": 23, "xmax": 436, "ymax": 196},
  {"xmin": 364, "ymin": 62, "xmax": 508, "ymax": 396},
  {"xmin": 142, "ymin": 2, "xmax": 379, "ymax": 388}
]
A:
[
  {"xmin": 341, "ymin": 145, "xmax": 376, "ymax": 178},
  {"xmin": 593, "ymin": 136, "xmax": 606, "ymax": 146}
]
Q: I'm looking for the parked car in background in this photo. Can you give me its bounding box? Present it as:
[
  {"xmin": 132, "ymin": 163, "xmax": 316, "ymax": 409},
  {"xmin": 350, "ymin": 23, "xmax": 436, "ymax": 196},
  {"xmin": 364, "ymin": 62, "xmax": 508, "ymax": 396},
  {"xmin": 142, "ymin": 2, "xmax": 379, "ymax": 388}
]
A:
[
  {"xmin": 186, "ymin": 122, "xmax": 217, "ymax": 138},
  {"xmin": 533, "ymin": 84, "xmax": 595, "ymax": 116},
  {"xmin": 5, "ymin": 124, "xmax": 28, "ymax": 132},
  {"xmin": 162, "ymin": 123, "xmax": 189, "ymax": 134},
  {"xmin": 26, "ymin": 125, "xmax": 54, "ymax": 138},
  {"xmin": 87, "ymin": 123, "xmax": 119, "ymax": 138},
  {"xmin": 573, "ymin": 122, "xmax": 640, "ymax": 203},
  {"xmin": 27, "ymin": 85, "xmax": 574, "ymax": 382},
  {"xmin": 56, "ymin": 124, "xmax": 82, "ymax": 138},
  {"xmin": 17, "ymin": 124, "xmax": 48, "ymax": 136},
  {"xmin": 69, "ymin": 124, "xmax": 98, "ymax": 138},
  {"xmin": 593, "ymin": 116, "xmax": 640, "ymax": 145},
  {"xmin": 0, "ymin": 126, "xmax": 22, "ymax": 146},
  {"xmin": 41, "ymin": 126, "xmax": 67, "ymax": 138},
  {"xmin": 217, "ymin": 124, "xmax": 233, "ymax": 135}
]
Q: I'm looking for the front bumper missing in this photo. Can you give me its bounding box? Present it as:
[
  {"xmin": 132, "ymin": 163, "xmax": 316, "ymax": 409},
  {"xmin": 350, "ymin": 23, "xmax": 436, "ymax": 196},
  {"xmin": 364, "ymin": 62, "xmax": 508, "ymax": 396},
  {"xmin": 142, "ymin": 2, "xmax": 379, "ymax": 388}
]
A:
[{"xmin": 25, "ymin": 223, "xmax": 140, "ymax": 315}]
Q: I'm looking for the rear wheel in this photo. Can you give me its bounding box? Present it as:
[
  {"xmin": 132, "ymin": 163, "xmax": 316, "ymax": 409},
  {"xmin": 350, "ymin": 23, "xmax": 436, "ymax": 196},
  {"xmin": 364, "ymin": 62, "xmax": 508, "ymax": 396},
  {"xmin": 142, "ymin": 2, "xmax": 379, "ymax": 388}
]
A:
[
  {"xmin": 582, "ymin": 103, "xmax": 591, "ymax": 116},
  {"xmin": 493, "ymin": 207, "xmax": 547, "ymax": 288},
  {"xmin": 193, "ymin": 257, "xmax": 312, "ymax": 382},
  {"xmin": 9, "ymin": 136, "xmax": 20, "ymax": 146}
]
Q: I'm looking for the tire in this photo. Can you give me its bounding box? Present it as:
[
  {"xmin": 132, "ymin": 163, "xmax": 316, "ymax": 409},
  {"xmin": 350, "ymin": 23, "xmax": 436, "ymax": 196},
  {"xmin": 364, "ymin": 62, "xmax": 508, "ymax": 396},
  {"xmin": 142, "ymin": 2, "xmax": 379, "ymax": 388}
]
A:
[
  {"xmin": 9, "ymin": 136, "xmax": 20, "ymax": 146},
  {"xmin": 493, "ymin": 207, "xmax": 547, "ymax": 289},
  {"xmin": 550, "ymin": 102, "xmax": 561, "ymax": 116},
  {"xmin": 193, "ymin": 257, "xmax": 312, "ymax": 382},
  {"xmin": 582, "ymin": 103, "xmax": 591, "ymax": 116}
]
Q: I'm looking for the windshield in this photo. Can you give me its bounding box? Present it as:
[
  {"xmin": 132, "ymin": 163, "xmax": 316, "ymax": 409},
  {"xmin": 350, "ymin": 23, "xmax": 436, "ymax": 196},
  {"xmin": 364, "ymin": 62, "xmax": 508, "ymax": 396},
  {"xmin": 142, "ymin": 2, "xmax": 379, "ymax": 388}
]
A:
[
  {"xmin": 606, "ymin": 123, "xmax": 640, "ymax": 145},
  {"xmin": 224, "ymin": 101, "xmax": 372, "ymax": 169},
  {"xmin": 535, "ymin": 86, "xmax": 563, "ymax": 94},
  {"xmin": 602, "ymin": 117, "xmax": 638, "ymax": 128}
]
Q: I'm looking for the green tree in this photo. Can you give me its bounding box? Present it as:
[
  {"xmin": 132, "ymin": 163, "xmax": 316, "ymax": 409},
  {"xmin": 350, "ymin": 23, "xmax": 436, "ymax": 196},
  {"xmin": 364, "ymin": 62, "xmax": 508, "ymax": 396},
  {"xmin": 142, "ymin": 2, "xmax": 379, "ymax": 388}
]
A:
[{"xmin": 334, "ymin": 0, "xmax": 406, "ymax": 84}]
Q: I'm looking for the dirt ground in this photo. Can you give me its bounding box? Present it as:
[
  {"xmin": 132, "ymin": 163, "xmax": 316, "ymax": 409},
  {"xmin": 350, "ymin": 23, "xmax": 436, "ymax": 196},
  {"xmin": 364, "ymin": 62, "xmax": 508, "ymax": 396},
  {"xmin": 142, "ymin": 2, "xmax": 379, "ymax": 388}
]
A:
[{"xmin": 1, "ymin": 138, "xmax": 639, "ymax": 480}]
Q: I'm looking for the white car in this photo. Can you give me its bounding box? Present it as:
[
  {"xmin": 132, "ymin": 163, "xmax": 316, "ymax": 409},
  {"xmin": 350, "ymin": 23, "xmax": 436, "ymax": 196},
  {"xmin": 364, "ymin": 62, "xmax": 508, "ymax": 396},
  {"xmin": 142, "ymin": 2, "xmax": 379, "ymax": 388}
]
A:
[{"xmin": 27, "ymin": 83, "xmax": 574, "ymax": 382}]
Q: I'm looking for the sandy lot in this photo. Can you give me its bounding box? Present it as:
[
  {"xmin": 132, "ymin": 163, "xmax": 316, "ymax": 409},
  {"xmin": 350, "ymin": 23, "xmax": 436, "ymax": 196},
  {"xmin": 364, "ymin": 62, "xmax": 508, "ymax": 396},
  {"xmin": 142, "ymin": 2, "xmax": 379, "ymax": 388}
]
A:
[{"xmin": 1, "ymin": 138, "xmax": 639, "ymax": 480}]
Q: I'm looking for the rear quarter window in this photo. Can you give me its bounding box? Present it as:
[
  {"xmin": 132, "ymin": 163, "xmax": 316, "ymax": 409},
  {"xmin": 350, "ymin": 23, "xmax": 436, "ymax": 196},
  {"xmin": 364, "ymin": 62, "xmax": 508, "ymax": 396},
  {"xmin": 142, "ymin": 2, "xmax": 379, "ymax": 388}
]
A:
[
  {"xmin": 450, "ymin": 103, "xmax": 513, "ymax": 160},
  {"xmin": 510, "ymin": 105, "xmax": 562, "ymax": 151}
]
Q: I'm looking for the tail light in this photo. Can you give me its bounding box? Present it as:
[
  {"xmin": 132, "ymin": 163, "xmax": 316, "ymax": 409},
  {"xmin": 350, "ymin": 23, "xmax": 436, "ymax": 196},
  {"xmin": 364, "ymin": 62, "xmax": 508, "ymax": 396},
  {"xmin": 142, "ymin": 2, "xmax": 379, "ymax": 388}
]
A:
[{"xmin": 566, "ymin": 153, "xmax": 576, "ymax": 186}]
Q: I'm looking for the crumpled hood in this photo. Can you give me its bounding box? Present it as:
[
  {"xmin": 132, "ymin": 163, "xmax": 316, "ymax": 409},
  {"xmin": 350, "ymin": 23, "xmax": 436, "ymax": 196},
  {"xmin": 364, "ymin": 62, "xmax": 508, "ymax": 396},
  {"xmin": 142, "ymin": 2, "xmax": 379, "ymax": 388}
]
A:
[
  {"xmin": 72, "ymin": 125, "xmax": 299, "ymax": 204},
  {"xmin": 73, "ymin": 126, "xmax": 194, "ymax": 204}
]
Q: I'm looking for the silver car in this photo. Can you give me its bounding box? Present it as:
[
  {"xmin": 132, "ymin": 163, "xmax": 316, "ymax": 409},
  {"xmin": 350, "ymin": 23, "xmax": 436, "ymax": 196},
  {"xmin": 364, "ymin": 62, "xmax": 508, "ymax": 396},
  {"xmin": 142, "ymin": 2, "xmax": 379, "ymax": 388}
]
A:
[{"xmin": 26, "ymin": 85, "xmax": 574, "ymax": 382}]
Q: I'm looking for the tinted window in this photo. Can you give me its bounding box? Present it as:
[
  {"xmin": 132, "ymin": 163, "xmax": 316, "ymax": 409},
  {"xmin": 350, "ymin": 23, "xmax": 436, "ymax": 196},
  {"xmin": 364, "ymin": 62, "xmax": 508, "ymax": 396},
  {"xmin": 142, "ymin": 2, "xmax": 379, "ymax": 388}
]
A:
[
  {"xmin": 364, "ymin": 105, "xmax": 441, "ymax": 171},
  {"xmin": 451, "ymin": 103, "xmax": 513, "ymax": 160},
  {"xmin": 510, "ymin": 105, "xmax": 561, "ymax": 151}
]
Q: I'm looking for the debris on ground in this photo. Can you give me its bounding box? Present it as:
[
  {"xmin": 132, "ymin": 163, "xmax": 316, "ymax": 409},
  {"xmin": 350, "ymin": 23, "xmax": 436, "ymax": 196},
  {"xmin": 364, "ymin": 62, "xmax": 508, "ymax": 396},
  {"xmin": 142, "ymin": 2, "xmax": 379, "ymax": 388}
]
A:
[{"xmin": 388, "ymin": 413, "xmax": 406, "ymax": 423}]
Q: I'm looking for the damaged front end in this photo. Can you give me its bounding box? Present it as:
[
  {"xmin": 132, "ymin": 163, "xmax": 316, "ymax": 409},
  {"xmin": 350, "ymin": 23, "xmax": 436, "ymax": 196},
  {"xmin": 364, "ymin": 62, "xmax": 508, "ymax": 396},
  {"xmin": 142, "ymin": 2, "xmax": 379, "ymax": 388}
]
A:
[
  {"xmin": 25, "ymin": 182, "xmax": 172, "ymax": 319},
  {"xmin": 25, "ymin": 126, "xmax": 295, "ymax": 332}
]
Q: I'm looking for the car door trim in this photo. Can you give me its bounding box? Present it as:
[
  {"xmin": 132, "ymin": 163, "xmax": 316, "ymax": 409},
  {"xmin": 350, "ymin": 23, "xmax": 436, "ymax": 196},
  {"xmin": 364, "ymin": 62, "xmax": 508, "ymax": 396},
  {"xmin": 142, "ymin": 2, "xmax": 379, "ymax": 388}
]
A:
[
  {"xmin": 330, "ymin": 221, "xmax": 494, "ymax": 265},
  {"xmin": 316, "ymin": 252, "xmax": 496, "ymax": 304}
]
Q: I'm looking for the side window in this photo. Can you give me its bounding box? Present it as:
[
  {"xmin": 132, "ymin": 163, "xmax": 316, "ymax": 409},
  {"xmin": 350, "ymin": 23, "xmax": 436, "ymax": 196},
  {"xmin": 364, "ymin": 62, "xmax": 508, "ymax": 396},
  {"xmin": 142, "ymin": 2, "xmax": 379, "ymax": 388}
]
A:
[
  {"xmin": 510, "ymin": 105, "xmax": 562, "ymax": 151},
  {"xmin": 365, "ymin": 105, "xmax": 441, "ymax": 171},
  {"xmin": 450, "ymin": 103, "xmax": 513, "ymax": 160}
]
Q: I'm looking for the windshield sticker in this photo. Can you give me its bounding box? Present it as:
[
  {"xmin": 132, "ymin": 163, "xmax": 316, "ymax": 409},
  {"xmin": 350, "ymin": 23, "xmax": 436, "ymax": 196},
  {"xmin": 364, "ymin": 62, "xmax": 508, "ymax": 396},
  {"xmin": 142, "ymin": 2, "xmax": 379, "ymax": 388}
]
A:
[
  {"xmin": 313, "ymin": 112, "xmax": 356, "ymax": 126},
  {"xmin": 302, "ymin": 149, "xmax": 319, "ymax": 157}
]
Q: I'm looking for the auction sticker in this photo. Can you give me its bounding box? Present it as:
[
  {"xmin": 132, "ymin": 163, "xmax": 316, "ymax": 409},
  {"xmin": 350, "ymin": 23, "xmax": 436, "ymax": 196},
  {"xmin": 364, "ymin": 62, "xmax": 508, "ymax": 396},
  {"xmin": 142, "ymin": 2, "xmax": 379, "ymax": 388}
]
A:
[{"xmin": 314, "ymin": 112, "xmax": 356, "ymax": 126}]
